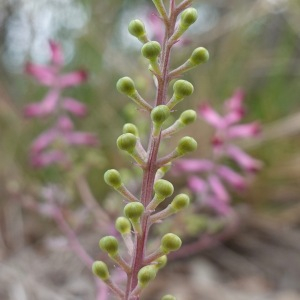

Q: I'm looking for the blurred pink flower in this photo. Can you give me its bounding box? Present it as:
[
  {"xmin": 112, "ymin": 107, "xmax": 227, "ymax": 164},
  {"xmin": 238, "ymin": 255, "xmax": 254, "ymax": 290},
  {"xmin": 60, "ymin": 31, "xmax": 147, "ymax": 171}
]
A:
[
  {"xmin": 176, "ymin": 89, "xmax": 262, "ymax": 215},
  {"xmin": 24, "ymin": 41, "xmax": 98, "ymax": 168}
]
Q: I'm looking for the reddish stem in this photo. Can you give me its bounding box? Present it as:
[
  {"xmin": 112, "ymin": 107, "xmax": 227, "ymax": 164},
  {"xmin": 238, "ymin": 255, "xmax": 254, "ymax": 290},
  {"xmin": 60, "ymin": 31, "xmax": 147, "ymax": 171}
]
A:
[{"xmin": 124, "ymin": 2, "xmax": 181, "ymax": 299}]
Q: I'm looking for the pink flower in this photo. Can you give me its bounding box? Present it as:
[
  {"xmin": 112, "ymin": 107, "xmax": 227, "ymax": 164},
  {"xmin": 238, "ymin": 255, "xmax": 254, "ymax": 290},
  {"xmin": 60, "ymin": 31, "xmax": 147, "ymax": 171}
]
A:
[
  {"xmin": 175, "ymin": 159, "xmax": 214, "ymax": 172},
  {"xmin": 59, "ymin": 70, "xmax": 88, "ymax": 88},
  {"xmin": 62, "ymin": 98, "xmax": 87, "ymax": 117},
  {"xmin": 188, "ymin": 176, "xmax": 207, "ymax": 193},
  {"xmin": 217, "ymin": 165, "xmax": 247, "ymax": 190},
  {"xmin": 31, "ymin": 150, "xmax": 67, "ymax": 168},
  {"xmin": 176, "ymin": 89, "xmax": 262, "ymax": 215},
  {"xmin": 31, "ymin": 130, "xmax": 57, "ymax": 154},
  {"xmin": 226, "ymin": 145, "xmax": 262, "ymax": 172},
  {"xmin": 227, "ymin": 122, "xmax": 261, "ymax": 139},
  {"xmin": 24, "ymin": 89, "xmax": 60, "ymax": 118},
  {"xmin": 199, "ymin": 103, "xmax": 225, "ymax": 129},
  {"xmin": 64, "ymin": 132, "xmax": 98, "ymax": 146},
  {"xmin": 49, "ymin": 40, "xmax": 64, "ymax": 66},
  {"xmin": 25, "ymin": 41, "xmax": 98, "ymax": 168},
  {"xmin": 208, "ymin": 175, "xmax": 230, "ymax": 203}
]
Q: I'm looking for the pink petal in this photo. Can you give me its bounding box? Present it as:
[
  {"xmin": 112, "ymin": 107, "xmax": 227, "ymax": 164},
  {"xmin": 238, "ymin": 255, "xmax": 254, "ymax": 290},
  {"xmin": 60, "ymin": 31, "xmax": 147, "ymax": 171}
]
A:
[
  {"xmin": 206, "ymin": 196, "xmax": 231, "ymax": 216},
  {"xmin": 56, "ymin": 116, "xmax": 74, "ymax": 132},
  {"xmin": 199, "ymin": 103, "xmax": 225, "ymax": 129},
  {"xmin": 62, "ymin": 98, "xmax": 87, "ymax": 117},
  {"xmin": 226, "ymin": 145, "xmax": 262, "ymax": 172},
  {"xmin": 49, "ymin": 40, "xmax": 64, "ymax": 66},
  {"xmin": 25, "ymin": 63, "xmax": 56, "ymax": 86},
  {"xmin": 175, "ymin": 159, "xmax": 214, "ymax": 173},
  {"xmin": 59, "ymin": 70, "xmax": 88, "ymax": 87},
  {"xmin": 188, "ymin": 176, "xmax": 207, "ymax": 193},
  {"xmin": 24, "ymin": 103, "xmax": 45, "ymax": 118},
  {"xmin": 30, "ymin": 130, "xmax": 57, "ymax": 154},
  {"xmin": 31, "ymin": 150, "xmax": 67, "ymax": 168},
  {"xmin": 217, "ymin": 165, "xmax": 247, "ymax": 190},
  {"xmin": 64, "ymin": 132, "xmax": 98, "ymax": 146},
  {"xmin": 225, "ymin": 89, "xmax": 245, "ymax": 112},
  {"xmin": 208, "ymin": 175, "xmax": 230, "ymax": 203},
  {"xmin": 227, "ymin": 122, "xmax": 261, "ymax": 139},
  {"xmin": 24, "ymin": 90, "xmax": 59, "ymax": 118}
]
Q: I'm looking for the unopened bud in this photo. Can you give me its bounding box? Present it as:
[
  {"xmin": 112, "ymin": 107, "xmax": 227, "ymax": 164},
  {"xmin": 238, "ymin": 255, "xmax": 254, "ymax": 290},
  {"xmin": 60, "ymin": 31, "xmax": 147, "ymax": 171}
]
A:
[
  {"xmin": 180, "ymin": 8, "xmax": 198, "ymax": 28},
  {"xmin": 179, "ymin": 110, "xmax": 197, "ymax": 125},
  {"xmin": 99, "ymin": 236, "xmax": 119, "ymax": 256},
  {"xmin": 154, "ymin": 179, "xmax": 174, "ymax": 198},
  {"xmin": 128, "ymin": 19, "xmax": 147, "ymax": 39},
  {"xmin": 170, "ymin": 194, "xmax": 190, "ymax": 211},
  {"xmin": 123, "ymin": 123, "xmax": 139, "ymax": 137},
  {"xmin": 104, "ymin": 169, "xmax": 122, "ymax": 188},
  {"xmin": 189, "ymin": 47, "xmax": 209, "ymax": 65},
  {"xmin": 117, "ymin": 133, "xmax": 137, "ymax": 152},
  {"xmin": 115, "ymin": 217, "xmax": 131, "ymax": 234},
  {"xmin": 138, "ymin": 265, "xmax": 157, "ymax": 287},
  {"xmin": 92, "ymin": 261, "xmax": 110, "ymax": 281},
  {"xmin": 161, "ymin": 233, "xmax": 182, "ymax": 254},
  {"xmin": 116, "ymin": 77, "xmax": 136, "ymax": 96},
  {"xmin": 173, "ymin": 80, "xmax": 194, "ymax": 100},
  {"xmin": 176, "ymin": 136, "xmax": 197, "ymax": 155},
  {"xmin": 142, "ymin": 41, "xmax": 161, "ymax": 60},
  {"xmin": 124, "ymin": 202, "xmax": 144, "ymax": 221}
]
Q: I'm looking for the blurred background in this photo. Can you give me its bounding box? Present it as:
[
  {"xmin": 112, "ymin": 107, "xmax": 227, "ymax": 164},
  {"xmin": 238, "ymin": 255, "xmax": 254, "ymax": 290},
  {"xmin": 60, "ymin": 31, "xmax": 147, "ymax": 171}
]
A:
[{"xmin": 0, "ymin": 0, "xmax": 300, "ymax": 299}]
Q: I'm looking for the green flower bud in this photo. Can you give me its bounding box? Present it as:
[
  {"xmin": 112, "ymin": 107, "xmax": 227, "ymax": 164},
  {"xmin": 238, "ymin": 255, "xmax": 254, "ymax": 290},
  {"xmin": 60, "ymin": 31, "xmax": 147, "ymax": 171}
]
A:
[
  {"xmin": 99, "ymin": 236, "xmax": 119, "ymax": 256},
  {"xmin": 141, "ymin": 41, "xmax": 161, "ymax": 60},
  {"xmin": 170, "ymin": 194, "xmax": 190, "ymax": 211},
  {"xmin": 189, "ymin": 47, "xmax": 209, "ymax": 65},
  {"xmin": 176, "ymin": 136, "xmax": 197, "ymax": 155},
  {"xmin": 128, "ymin": 19, "xmax": 146, "ymax": 39},
  {"xmin": 92, "ymin": 261, "xmax": 110, "ymax": 281},
  {"xmin": 104, "ymin": 169, "xmax": 122, "ymax": 188},
  {"xmin": 117, "ymin": 133, "xmax": 137, "ymax": 152},
  {"xmin": 138, "ymin": 265, "xmax": 157, "ymax": 287},
  {"xmin": 179, "ymin": 110, "xmax": 197, "ymax": 125},
  {"xmin": 180, "ymin": 8, "xmax": 198, "ymax": 28},
  {"xmin": 161, "ymin": 233, "xmax": 182, "ymax": 254},
  {"xmin": 115, "ymin": 217, "xmax": 131, "ymax": 234},
  {"xmin": 162, "ymin": 295, "xmax": 176, "ymax": 300},
  {"xmin": 154, "ymin": 255, "xmax": 167, "ymax": 270},
  {"xmin": 123, "ymin": 123, "xmax": 139, "ymax": 137},
  {"xmin": 154, "ymin": 179, "xmax": 174, "ymax": 198},
  {"xmin": 173, "ymin": 80, "xmax": 194, "ymax": 99},
  {"xmin": 116, "ymin": 77, "xmax": 136, "ymax": 96},
  {"xmin": 124, "ymin": 202, "xmax": 144, "ymax": 220},
  {"xmin": 151, "ymin": 105, "xmax": 170, "ymax": 125}
]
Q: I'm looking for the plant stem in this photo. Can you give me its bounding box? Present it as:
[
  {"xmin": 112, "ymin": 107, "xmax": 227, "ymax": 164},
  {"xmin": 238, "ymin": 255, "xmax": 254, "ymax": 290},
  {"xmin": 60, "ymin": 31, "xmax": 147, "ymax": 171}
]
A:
[{"xmin": 124, "ymin": 2, "xmax": 181, "ymax": 298}]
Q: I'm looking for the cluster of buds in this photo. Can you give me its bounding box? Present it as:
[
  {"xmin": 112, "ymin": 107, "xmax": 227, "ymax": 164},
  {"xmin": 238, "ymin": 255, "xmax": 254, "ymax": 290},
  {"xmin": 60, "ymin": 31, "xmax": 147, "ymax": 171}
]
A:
[
  {"xmin": 24, "ymin": 41, "xmax": 98, "ymax": 168},
  {"xmin": 175, "ymin": 90, "xmax": 262, "ymax": 215},
  {"xmin": 93, "ymin": 1, "xmax": 209, "ymax": 299}
]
